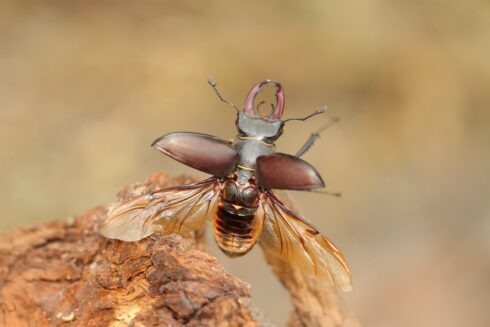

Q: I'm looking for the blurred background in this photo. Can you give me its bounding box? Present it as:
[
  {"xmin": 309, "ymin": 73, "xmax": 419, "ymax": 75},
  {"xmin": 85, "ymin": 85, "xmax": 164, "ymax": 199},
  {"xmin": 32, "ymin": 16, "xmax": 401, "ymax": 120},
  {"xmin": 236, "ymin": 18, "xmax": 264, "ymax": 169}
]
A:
[{"xmin": 1, "ymin": 1, "xmax": 489, "ymax": 326}]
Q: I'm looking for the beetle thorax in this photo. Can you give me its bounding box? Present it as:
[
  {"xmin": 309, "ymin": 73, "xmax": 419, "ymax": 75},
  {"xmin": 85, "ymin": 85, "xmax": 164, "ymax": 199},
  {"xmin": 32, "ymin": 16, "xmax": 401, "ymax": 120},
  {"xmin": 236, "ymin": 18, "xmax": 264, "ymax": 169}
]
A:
[
  {"xmin": 221, "ymin": 177, "xmax": 259, "ymax": 215},
  {"xmin": 234, "ymin": 138, "xmax": 274, "ymax": 170},
  {"xmin": 233, "ymin": 112, "xmax": 283, "ymax": 170}
]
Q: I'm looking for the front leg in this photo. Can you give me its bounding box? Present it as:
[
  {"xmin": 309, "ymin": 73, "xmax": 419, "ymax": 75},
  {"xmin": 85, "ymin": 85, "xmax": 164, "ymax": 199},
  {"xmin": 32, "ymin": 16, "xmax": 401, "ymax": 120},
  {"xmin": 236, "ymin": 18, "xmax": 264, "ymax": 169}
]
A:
[{"xmin": 295, "ymin": 117, "xmax": 340, "ymax": 158}]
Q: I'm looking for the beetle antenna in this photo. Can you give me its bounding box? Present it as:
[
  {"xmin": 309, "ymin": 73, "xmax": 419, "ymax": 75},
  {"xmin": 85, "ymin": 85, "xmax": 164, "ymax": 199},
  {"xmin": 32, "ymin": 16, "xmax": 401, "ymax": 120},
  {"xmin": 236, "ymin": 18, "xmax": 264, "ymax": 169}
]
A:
[
  {"xmin": 208, "ymin": 76, "xmax": 240, "ymax": 112},
  {"xmin": 283, "ymin": 106, "xmax": 326, "ymax": 123}
]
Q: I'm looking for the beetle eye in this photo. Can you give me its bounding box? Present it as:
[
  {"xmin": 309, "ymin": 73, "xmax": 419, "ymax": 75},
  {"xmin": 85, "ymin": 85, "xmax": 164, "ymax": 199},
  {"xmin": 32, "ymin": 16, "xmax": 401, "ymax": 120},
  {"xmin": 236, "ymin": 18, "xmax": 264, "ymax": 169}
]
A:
[
  {"xmin": 223, "ymin": 182, "xmax": 238, "ymax": 202},
  {"xmin": 242, "ymin": 186, "xmax": 259, "ymax": 207}
]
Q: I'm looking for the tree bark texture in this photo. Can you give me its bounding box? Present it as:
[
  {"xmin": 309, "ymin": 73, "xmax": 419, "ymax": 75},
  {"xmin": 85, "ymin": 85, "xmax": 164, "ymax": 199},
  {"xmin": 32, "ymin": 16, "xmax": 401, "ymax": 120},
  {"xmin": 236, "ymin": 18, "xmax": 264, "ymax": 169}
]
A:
[{"xmin": 0, "ymin": 172, "xmax": 358, "ymax": 327}]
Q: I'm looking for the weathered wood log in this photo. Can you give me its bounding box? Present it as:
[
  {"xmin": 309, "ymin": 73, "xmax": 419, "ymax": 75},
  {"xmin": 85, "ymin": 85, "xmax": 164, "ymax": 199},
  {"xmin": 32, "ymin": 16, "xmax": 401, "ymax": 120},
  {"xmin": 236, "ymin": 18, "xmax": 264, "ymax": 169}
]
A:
[
  {"xmin": 264, "ymin": 254, "xmax": 358, "ymax": 327},
  {"xmin": 0, "ymin": 172, "xmax": 358, "ymax": 326}
]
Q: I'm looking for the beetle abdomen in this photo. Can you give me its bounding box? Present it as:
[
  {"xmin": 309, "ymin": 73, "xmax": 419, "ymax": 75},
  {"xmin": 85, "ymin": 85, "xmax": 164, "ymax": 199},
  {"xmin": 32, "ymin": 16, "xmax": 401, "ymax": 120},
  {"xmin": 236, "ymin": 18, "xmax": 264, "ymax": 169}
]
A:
[{"xmin": 213, "ymin": 205, "xmax": 260, "ymax": 257}]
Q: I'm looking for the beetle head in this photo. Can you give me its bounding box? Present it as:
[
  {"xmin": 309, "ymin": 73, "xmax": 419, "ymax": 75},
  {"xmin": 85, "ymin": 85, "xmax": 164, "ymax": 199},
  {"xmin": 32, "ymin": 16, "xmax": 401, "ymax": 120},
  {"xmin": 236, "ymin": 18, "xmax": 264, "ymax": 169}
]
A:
[{"xmin": 237, "ymin": 80, "xmax": 285, "ymax": 142}]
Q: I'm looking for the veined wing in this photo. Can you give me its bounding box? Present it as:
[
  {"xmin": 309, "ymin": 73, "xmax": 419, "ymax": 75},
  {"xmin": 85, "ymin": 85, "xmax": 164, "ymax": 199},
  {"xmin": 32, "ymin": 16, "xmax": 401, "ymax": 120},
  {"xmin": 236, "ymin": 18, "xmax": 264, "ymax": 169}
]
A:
[
  {"xmin": 259, "ymin": 191, "xmax": 352, "ymax": 291},
  {"xmin": 99, "ymin": 178, "xmax": 221, "ymax": 241}
]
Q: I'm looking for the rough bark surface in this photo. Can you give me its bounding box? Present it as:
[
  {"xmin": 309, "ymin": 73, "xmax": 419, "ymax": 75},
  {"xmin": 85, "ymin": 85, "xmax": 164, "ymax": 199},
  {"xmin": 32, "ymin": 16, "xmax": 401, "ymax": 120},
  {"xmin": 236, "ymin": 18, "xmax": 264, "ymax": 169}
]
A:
[
  {"xmin": 0, "ymin": 172, "xmax": 358, "ymax": 327},
  {"xmin": 0, "ymin": 173, "xmax": 260, "ymax": 327}
]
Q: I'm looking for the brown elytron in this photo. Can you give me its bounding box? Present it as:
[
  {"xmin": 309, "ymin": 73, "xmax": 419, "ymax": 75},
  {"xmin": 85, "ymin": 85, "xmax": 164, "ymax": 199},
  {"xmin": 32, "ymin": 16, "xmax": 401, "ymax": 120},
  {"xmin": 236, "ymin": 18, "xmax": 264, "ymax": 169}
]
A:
[{"xmin": 99, "ymin": 79, "xmax": 352, "ymax": 291}]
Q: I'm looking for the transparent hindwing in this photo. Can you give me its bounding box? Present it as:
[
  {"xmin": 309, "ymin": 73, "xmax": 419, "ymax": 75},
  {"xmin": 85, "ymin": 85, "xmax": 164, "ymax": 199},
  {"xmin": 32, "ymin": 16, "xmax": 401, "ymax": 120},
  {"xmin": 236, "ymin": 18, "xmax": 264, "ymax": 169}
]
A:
[
  {"xmin": 99, "ymin": 178, "xmax": 221, "ymax": 241},
  {"xmin": 259, "ymin": 191, "xmax": 352, "ymax": 291}
]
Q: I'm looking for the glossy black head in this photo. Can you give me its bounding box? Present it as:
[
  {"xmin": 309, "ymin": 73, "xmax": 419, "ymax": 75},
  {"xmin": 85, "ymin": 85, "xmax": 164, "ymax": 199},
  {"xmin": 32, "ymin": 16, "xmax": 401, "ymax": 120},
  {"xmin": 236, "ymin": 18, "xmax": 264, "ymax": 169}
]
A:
[{"xmin": 236, "ymin": 80, "xmax": 285, "ymax": 143}]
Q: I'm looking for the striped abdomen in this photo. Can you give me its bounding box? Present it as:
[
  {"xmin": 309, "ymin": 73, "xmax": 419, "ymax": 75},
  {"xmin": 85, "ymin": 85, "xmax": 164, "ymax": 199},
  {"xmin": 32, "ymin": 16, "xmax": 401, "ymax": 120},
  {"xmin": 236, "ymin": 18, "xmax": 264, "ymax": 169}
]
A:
[{"xmin": 213, "ymin": 204, "xmax": 262, "ymax": 257}]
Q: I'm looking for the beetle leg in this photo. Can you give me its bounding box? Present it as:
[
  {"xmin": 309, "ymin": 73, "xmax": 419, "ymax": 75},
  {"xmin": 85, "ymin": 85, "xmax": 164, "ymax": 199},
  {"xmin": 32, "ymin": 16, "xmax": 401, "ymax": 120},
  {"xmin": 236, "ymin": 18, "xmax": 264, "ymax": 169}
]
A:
[
  {"xmin": 295, "ymin": 116, "xmax": 340, "ymax": 158},
  {"xmin": 302, "ymin": 189, "xmax": 342, "ymax": 197}
]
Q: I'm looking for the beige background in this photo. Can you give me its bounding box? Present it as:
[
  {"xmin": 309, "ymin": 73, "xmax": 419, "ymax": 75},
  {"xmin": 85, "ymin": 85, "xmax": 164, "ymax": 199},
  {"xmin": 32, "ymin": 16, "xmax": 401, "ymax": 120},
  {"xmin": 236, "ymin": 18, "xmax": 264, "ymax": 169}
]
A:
[{"xmin": 1, "ymin": 1, "xmax": 489, "ymax": 326}]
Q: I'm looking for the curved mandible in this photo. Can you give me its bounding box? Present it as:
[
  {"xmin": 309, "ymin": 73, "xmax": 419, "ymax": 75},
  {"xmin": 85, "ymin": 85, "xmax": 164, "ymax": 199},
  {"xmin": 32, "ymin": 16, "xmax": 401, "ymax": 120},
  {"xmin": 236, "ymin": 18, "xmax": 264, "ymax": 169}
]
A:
[{"xmin": 244, "ymin": 80, "xmax": 285, "ymax": 120}]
